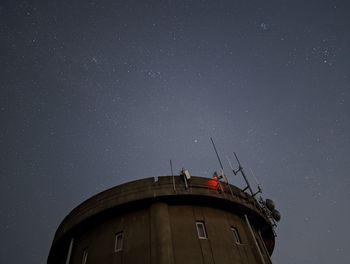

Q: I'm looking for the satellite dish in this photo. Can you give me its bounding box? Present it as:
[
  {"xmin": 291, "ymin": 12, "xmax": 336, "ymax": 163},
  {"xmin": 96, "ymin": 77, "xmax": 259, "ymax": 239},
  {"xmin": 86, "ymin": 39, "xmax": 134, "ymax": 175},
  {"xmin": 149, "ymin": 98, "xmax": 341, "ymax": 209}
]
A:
[
  {"xmin": 265, "ymin": 199, "xmax": 275, "ymax": 211},
  {"xmin": 272, "ymin": 209, "xmax": 281, "ymax": 222}
]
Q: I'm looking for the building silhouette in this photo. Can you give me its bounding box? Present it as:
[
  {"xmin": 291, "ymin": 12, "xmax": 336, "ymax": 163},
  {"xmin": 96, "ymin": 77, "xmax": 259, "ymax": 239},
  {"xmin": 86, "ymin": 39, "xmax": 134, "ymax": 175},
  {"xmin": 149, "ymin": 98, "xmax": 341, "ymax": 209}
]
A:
[{"xmin": 48, "ymin": 175, "xmax": 278, "ymax": 264}]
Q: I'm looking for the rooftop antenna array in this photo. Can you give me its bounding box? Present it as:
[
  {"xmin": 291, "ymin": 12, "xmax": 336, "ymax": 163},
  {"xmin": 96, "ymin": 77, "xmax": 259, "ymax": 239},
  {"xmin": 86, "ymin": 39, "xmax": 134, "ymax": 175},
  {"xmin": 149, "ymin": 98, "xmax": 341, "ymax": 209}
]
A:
[
  {"xmin": 227, "ymin": 150, "xmax": 281, "ymax": 227},
  {"xmin": 172, "ymin": 138, "xmax": 281, "ymax": 228}
]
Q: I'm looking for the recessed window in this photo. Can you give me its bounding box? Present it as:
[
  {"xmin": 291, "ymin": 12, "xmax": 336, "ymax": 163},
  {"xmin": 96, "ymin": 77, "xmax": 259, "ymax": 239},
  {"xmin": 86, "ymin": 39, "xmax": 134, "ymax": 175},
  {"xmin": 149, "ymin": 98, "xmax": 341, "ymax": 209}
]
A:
[
  {"xmin": 196, "ymin": 221, "xmax": 208, "ymax": 239},
  {"xmin": 231, "ymin": 227, "xmax": 241, "ymax": 244},
  {"xmin": 82, "ymin": 248, "xmax": 88, "ymax": 264},
  {"xmin": 114, "ymin": 232, "xmax": 124, "ymax": 252}
]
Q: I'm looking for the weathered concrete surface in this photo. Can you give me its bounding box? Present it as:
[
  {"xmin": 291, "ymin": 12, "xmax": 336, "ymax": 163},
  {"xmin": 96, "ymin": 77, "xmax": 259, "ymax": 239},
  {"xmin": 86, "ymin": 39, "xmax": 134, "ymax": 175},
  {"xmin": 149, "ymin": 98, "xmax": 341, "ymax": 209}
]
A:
[{"xmin": 48, "ymin": 176, "xmax": 275, "ymax": 264}]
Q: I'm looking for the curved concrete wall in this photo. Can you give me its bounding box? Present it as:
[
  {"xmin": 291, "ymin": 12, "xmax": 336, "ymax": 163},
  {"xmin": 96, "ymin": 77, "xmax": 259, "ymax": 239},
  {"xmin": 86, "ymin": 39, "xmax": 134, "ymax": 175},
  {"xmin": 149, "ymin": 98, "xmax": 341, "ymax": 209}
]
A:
[{"xmin": 48, "ymin": 176, "xmax": 275, "ymax": 264}]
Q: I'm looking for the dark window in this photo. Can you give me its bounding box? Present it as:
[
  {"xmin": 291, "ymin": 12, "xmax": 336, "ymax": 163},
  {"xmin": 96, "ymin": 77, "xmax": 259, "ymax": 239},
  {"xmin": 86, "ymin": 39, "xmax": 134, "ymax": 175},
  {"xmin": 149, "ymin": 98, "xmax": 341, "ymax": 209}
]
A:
[
  {"xmin": 231, "ymin": 227, "xmax": 242, "ymax": 244},
  {"xmin": 82, "ymin": 248, "xmax": 88, "ymax": 264},
  {"xmin": 114, "ymin": 232, "xmax": 124, "ymax": 252},
  {"xmin": 196, "ymin": 221, "xmax": 208, "ymax": 239}
]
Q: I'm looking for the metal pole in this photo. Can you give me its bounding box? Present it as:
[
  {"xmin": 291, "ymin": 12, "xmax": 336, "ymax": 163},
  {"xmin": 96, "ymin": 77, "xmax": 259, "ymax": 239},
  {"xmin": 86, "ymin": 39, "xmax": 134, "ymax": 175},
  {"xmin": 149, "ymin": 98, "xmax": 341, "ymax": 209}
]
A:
[
  {"xmin": 170, "ymin": 160, "xmax": 176, "ymax": 192},
  {"xmin": 258, "ymin": 230, "xmax": 272, "ymax": 264},
  {"xmin": 244, "ymin": 215, "xmax": 266, "ymax": 264},
  {"xmin": 210, "ymin": 137, "xmax": 224, "ymax": 170},
  {"xmin": 241, "ymin": 169, "xmax": 254, "ymax": 196},
  {"xmin": 210, "ymin": 137, "xmax": 234, "ymax": 197},
  {"xmin": 65, "ymin": 238, "xmax": 74, "ymax": 264},
  {"xmin": 234, "ymin": 152, "xmax": 254, "ymax": 196}
]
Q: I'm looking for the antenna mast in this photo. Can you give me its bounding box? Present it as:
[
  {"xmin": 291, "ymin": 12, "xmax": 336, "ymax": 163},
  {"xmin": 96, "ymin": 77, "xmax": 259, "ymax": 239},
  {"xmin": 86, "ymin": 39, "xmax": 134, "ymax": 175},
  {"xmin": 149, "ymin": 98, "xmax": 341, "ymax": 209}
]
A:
[
  {"xmin": 210, "ymin": 137, "xmax": 233, "ymax": 197},
  {"xmin": 170, "ymin": 160, "xmax": 176, "ymax": 192},
  {"xmin": 231, "ymin": 152, "xmax": 261, "ymax": 197}
]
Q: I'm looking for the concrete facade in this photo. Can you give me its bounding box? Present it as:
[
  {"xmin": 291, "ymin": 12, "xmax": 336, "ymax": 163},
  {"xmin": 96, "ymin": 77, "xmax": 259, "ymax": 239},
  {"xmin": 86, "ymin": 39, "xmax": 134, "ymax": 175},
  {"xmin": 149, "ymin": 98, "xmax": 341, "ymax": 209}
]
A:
[{"xmin": 48, "ymin": 176, "xmax": 276, "ymax": 264}]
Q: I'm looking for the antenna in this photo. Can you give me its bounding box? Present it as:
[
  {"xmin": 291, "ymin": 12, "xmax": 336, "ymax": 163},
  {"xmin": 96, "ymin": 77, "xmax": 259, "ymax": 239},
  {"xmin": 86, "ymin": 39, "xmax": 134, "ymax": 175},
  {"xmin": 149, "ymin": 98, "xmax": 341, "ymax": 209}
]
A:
[
  {"xmin": 230, "ymin": 153, "xmax": 281, "ymax": 229},
  {"xmin": 233, "ymin": 152, "xmax": 242, "ymax": 172},
  {"xmin": 210, "ymin": 137, "xmax": 225, "ymax": 172},
  {"xmin": 249, "ymin": 168, "xmax": 259, "ymax": 185},
  {"xmin": 170, "ymin": 160, "xmax": 176, "ymax": 192},
  {"xmin": 226, "ymin": 156, "xmax": 235, "ymax": 172},
  {"xmin": 249, "ymin": 168, "xmax": 262, "ymax": 197},
  {"xmin": 210, "ymin": 137, "xmax": 233, "ymax": 197},
  {"xmin": 230, "ymin": 152, "xmax": 256, "ymax": 197}
]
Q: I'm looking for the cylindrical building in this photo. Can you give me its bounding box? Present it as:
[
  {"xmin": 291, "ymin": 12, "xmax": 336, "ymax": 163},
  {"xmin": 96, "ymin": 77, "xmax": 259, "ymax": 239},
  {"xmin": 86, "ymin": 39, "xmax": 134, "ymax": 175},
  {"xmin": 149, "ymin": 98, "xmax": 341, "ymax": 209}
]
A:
[{"xmin": 48, "ymin": 176, "xmax": 276, "ymax": 264}]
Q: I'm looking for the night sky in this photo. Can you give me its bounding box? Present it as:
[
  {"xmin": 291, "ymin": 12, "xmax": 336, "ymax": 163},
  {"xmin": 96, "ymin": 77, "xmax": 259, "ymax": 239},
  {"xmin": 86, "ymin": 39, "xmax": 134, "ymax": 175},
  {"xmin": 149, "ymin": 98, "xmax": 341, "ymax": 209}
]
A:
[{"xmin": 1, "ymin": 1, "xmax": 350, "ymax": 263}]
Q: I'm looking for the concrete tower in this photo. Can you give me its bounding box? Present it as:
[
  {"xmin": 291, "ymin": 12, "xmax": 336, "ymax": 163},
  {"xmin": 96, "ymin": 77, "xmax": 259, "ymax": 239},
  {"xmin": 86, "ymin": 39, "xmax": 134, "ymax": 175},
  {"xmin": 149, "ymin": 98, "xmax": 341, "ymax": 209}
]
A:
[{"xmin": 48, "ymin": 175, "xmax": 278, "ymax": 264}]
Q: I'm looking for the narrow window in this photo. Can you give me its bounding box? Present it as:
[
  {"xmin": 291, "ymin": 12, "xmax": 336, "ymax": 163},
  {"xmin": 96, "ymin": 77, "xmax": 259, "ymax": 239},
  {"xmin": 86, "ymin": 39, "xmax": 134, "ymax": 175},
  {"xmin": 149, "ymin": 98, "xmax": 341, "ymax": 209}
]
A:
[
  {"xmin": 114, "ymin": 232, "xmax": 124, "ymax": 252},
  {"xmin": 231, "ymin": 227, "xmax": 242, "ymax": 244},
  {"xmin": 196, "ymin": 221, "xmax": 208, "ymax": 239},
  {"xmin": 82, "ymin": 249, "xmax": 88, "ymax": 264}
]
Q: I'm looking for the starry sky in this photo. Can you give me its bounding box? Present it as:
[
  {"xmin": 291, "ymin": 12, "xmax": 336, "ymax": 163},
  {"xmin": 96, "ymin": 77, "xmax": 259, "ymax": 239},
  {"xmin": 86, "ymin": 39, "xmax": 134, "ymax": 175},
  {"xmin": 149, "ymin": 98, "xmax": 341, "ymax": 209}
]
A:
[{"xmin": 1, "ymin": 1, "xmax": 350, "ymax": 263}]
